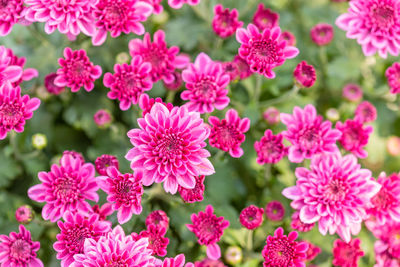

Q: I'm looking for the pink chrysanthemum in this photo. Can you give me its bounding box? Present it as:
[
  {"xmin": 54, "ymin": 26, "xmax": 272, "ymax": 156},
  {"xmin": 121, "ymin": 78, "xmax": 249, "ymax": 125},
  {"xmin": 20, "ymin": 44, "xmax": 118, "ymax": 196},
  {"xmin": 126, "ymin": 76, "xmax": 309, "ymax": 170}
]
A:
[
  {"xmin": 15, "ymin": 205, "xmax": 34, "ymax": 224},
  {"xmin": 168, "ymin": 0, "xmax": 200, "ymax": 9},
  {"xmin": 55, "ymin": 47, "xmax": 102, "ymax": 93},
  {"xmin": 375, "ymin": 246, "xmax": 400, "ymax": 267},
  {"xmin": 236, "ymin": 24, "xmax": 299, "ymax": 79},
  {"xmin": 332, "ymin": 238, "xmax": 364, "ymax": 267},
  {"xmin": 293, "ymin": 61, "xmax": 316, "ymax": 88},
  {"xmin": 336, "ymin": 0, "xmax": 400, "ymax": 58},
  {"xmin": 252, "ymin": 4, "xmax": 279, "ymax": 30},
  {"xmin": 0, "ymin": 83, "xmax": 40, "ymax": 140},
  {"xmin": 138, "ymin": 93, "xmax": 174, "ymax": 117},
  {"xmin": 304, "ymin": 241, "xmax": 321, "ymax": 262},
  {"xmin": 310, "ymin": 23, "xmax": 334, "ymax": 46},
  {"xmin": 146, "ymin": 210, "xmax": 170, "ymax": 230},
  {"xmin": 0, "ymin": 0, "xmax": 24, "ymax": 36},
  {"xmin": 221, "ymin": 61, "xmax": 239, "ymax": 81},
  {"xmin": 0, "ymin": 46, "xmax": 23, "ymax": 86},
  {"xmin": 62, "ymin": 150, "xmax": 85, "ymax": 162},
  {"xmin": 0, "ymin": 225, "xmax": 43, "ymax": 267},
  {"xmin": 187, "ymin": 205, "xmax": 230, "ymax": 260},
  {"xmin": 342, "ymin": 83, "xmax": 363, "ymax": 102},
  {"xmin": 233, "ymin": 55, "xmax": 252, "ymax": 80},
  {"xmin": 373, "ymin": 221, "xmax": 400, "ymax": 260},
  {"xmin": 280, "ymin": 104, "xmax": 342, "ymax": 163},
  {"xmin": 282, "ymin": 152, "xmax": 381, "ymax": 242},
  {"xmin": 28, "ymin": 154, "xmax": 98, "ymax": 222},
  {"xmin": 139, "ymin": 224, "xmax": 169, "ymax": 257},
  {"xmin": 164, "ymin": 71, "xmax": 183, "ymax": 91},
  {"xmin": 91, "ymin": 203, "xmax": 113, "ymax": 221},
  {"xmin": 194, "ymin": 258, "xmax": 226, "ymax": 267},
  {"xmin": 93, "ymin": 109, "xmax": 112, "ymax": 128},
  {"xmin": 212, "ymin": 4, "xmax": 243, "ymax": 39},
  {"xmin": 254, "ymin": 129, "xmax": 287, "ymax": 164},
  {"xmin": 265, "ymin": 200, "xmax": 285, "ymax": 221},
  {"xmin": 239, "ymin": 205, "xmax": 264, "ymax": 230},
  {"xmin": 94, "ymin": 154, "xmax": 119, "ymax": 175},
  {"xmin": 5, "ymin": 47, "xmax": 38, "ymax": 86},
  {"xmin": 386, "ymin": 62, "xmax": 400, "ymax": 94},
  {"xmin": 281, "ymin": 31, "xmax": 296, "ymax": 46},
  {"xmin": 262, "ymin": 227, "xmax": 308, "ymax": 267},
  {"xmin": 44, "ymin": 73, "xmax": 65, "ymax": 95},
  {"xmin": 129, "ymin": 30, "xmax": 189, "ymax": 83},
  {"xmin": 97, "ymin": 167, "xmax": 143, "ymax": 224},
  {"xmin": 355, "ymin": 101, "xmax": 377, "ymax": 123},
  {"xmin": 208, "ymin": 109, "xmax": 250, "ymax": 158},
  {"xmin": 54, "ymin": 211, "xmax": 111, "ymax": 267},
  {"xmin": 336, "ymin": 119, "xmax": 373, "ymax": 158},
  {"xmin": 290, "ymin": 211, "xmax": 315, "ymax": 232},
  {"xmin": 126, "ymin": 103, "xmax": 215, "ymax": 194},
  {"xmin": 142, "ymin": 0, "xmax": 163, "ymax": 14},
  {"xmin": 160, "ymin": 254, "xmax": 189, "ymax": 267},
  {"xmin": 178, "ymin": 175, "xmax": 205, "ymax": 203},
  {"xmin": 263, "ymin": 107, "xmax": 280, "ymax": 125},
  {"xmin": 181, "ymin": 53, "xmax": 230, "ymax": 113}
]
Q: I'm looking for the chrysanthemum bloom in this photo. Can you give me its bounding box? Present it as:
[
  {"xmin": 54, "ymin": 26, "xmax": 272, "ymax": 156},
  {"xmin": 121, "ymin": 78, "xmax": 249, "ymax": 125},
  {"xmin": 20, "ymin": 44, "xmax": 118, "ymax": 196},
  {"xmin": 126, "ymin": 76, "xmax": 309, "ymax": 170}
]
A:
[
  {"xmin": 15, "ymin": 205, "xmax": 34, "ymax": 224},
  {"xmin": 212, "ymin": 4, "xmax": 243, "ymax": 39},
  {"xmin": 71, "ymin": 225, "xmax": 157, "ymax": 266},
  {"xmin": 181, "ymin": 53, "xmax": 230, "ymax": 113},
  {"xmin": 336, "ymin": 119, "xmax": 373, "ymax": 158},
  {"xmin": 0, "ymin": 84, "xmax": 40, "ymax": 140},
  {"xmin": 44, "ymin": 73, "xmax": 65, "ymax": 95},
  {"xmin": 146, "ymin": 210, "xmax": 170, "ymax": 230},
  {"xmin": 221, "ymin": 61, "xmax": 239, "ymax": 81},
  {"xmin": 236, "ymin": 24, "xmax": 299, "ymax": 79},
  {"xmin": 281, "ymin": 31, "xmax": 296, "ymax": 46},
  {"xmin": 293, "ymin": 61, "xmax": 316, "ymax": 88},
  {"xmin": 386, "ymin": 62, "xmax": 400, "ymax": 94},
  {"xmin": 138, "ymin": 93, "xmax": 174, "ymax": 117},
  {"xmin": 91, "ymin": 203, "xmax": 113, "ymax": 221},
  {"xmin": 252, "ymin": 4, "xmax": 279, "ymax": 30},
  {"xmin": 342, "ymin": 83, "xmax": 363, "ymax": 102},
  {"xmin": 280, "ymin": 104, "xmax": 342, "ymax": 163},
  {"xmin": 310, "ymin": 23, "xmax": 334, "ymax": 46},
  {"xmin": 387, "ymin": 136, "xmax": 400, "ymax": 156},
  {"xmin": 139, "ymin": 224, "xmax": 169, "ymax": 257},
  {"xmin": 239, "ymin": 205, "xmax": 264, "ymax": 230},
  {"xmin": 332, "ymin": 238, "xmax": 364, "ymax": 267},
  {"xmin": 97, "ymin": 167, "xmax": 143, "ymax": 224},
  {"xmin": 233, "ymin": 55, "xmax": 252, "ymax": 80},
  {"xmin": 0, "ymin": 225, "xmax": 43, "ymax": 267},
  {"xmin": 142, "ymin": 0, "xmax": 163, "ymax": 14},
  {"xmin": 375, "ymin": 246, "xmax": 400, "ymax": 267},
  {"xmin": 0, "ymin": 47, "xmax": 23, "ymax": 86},
  {"xmin": 178, "ymin": 175, "xmax": 205, "ymax": 203},
  {"xmin": 94, "ymin": 154, "xmax": 119, "ymax": 175},
  {"xmin": 304, "ymin": 241, "xmax": 321, "ymax": 262},
  {"xmin": 160, "ymin": 254, "xmax": 189, "ymax": 267},
  {"xmin": 167, "ymin": 0, "xmax": 200, "ymax": 9},
  {"xmin": 254, "ymin": 129, "xmax": 287, "ymax": 164},
  {"xmin": 336, "ymin": 0, "xmax": 400, "ymax": 58},
  {"xmin": 290, "ymin": 211, "xmax": 315, "ymax": 232},
  {"xmin": 55, "ymin": 48, "xmax": 102, "ymax": 93},
  {"xmin": 263, "ymin": 107, "xmax": 280, "ymax": 125},
  {"xmin": 129, "ymin": 30, "xmax": 189, "ymax": 83},
  {"xmin": 373, "ymin": 220, "xmax": 400, "ymax": 261},
  {"xmin": 265, "ymin": 200, "xmax": 285, "ymax": 221},
  {"xmin": 63, "ymin": 150, "xmax": 85, "ymax": 162},
  {"xmin": 262, "ymin": 227, "xmax": 308, "ymax": 267},
  {"xmin": 54, "ymin": 211, "xmax": 111, "ymax": 267},
  {"xmin": 355, "ymin": 101, "xmax": 377, "ymax": 123},
  {"xmin": 163, "ymin": 71, "xmax": 183, "ymax": 91},
  {"xmin": 208, "ymin": 109, "xmax": 250, "ymax": 158},
  {"xmin": 282, "ymin": 152, "xmax": 381, "ymax": 242},
  {"xmin": 194, "ymin": 258, "xmax": 226, "ymax": 267},
  {"xmin": 28, "ymin": 154, "xmax": 98, "ymax": 222},
  {"xmin": 93, "ymin": 109, "xmax": 112, "ymax": 128},
  {"xmin": 187, "ymin": 205, "xmax": 230, "ymax": 260},
  {"xmin": 0, "ymin": 0, "xmax": 24, "ymax": 36},
  {"xmin": 126, "ymin": 103, "xmax": 215, "ymax": 194},
  {"xmin": 5, "ymin": 47, "xmax": 38, "ymax": 86}
]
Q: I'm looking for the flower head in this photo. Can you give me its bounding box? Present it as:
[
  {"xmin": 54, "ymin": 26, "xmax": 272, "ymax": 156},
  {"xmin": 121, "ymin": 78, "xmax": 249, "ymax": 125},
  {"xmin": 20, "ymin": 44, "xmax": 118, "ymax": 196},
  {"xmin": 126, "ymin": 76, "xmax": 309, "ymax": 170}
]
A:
[
  {"xmin": 212, "ymin": 4, "xmax": 243, "ymax": 39},
  {"xmin": 252, "ymin": 4, "xmax": 279, "ymax": 30},
  {"xmin": 263, "ymin": 107, "xmax": 280, "ymax": 125},
  {"xmin": 293, "ymin": 61, "xmax": 316, "ymax": 88},
  {"xmin": 233, "ymin": 55, "xmax": 252, "ymax": 80},
  {"xmin": 254, "ymin": 129, "xmax": 287, "ymax": 164},
  {"xmin": 168, "ymin": 0, "xmax": 200, "ymax": 9},
  {"xmin": 221, "ymin": 61, "xmax": 239, "ymax": 81},
  {"xmin": 138, "ymin": 93, "xmax": 174, "ymax": 117},
  {"xmin": 93, "ymin": 109, "xmax": 112, "ymax": 128},
  {"xmin": 178, "ymin": 175, "xmax": 206, "ymax": 203},
  {"xmin": 15, "ymin": 205, "xmax": 34, "ymax": 224},
  {"xmin": 355, "ymin": 101, "xmax": 377, "ymax": 123},
  {"xmin": 265, "ymin": 200, "xmax": 285, "ymax": 221},
  {"xmin": 91, "ymin": 203, "xmax": 113, "ymax": 221},
  {"xmin": 239, "ymin": 205, "xmax": 264, "ymax": 230},
  {"xmin": 142, "ymin": 0, "xmax": 163, "ymax": 14},
  {"xmin": 94, "ymin": 154, "xmax": 119, "ymax": 175},
  {"xmin": 139, "ymin": 224, "xmax": 169, "ymax": 257},
  {"xmin": 163, "ymin": 71, "xmax": 183, "ymax": 91},
  {"xmin": 310, "ymin": 23, "xmax": 334, "ymax": 46},
  {"xmin": 62, "ymin": 150, "xmax": 84, "ymax": 162},
  {"xmin": 281, "ymin": 31, "xmax": 296, "ymax": 46},
  {"xmin": 290, "ymin": 211, "xmax": 315, "ymax": 232},
  {"xmin": 160, "ymin": 254, "xmax": 188, "ymax": 267},
  {"xmin": 44, "ymin": 73, "xmax": 65, "ymax": 95},
  {"xmin": 386, "ymin": 62, "xmax": 400, "ymax": 94},
  {"xmin": 304, "ymin": 241, "xmax": 321, "ymax": 262},
  {"xmin": 332, "ymin": 238, "xmax": 364, "ymax": 267},
  {"xmin": 146, "ymin": 210, "xmax": 170, "ymax": 230},
  {"xmin": 342, "ymin": 83, "xmax": 363, "ymax": 102},
  {"xmin": 0, "ymin": 0, "xmax": 24, "ymax": 36},
  {"xmin": 336, "ymin": 119, "xmax": 373, "ymax": 158}
]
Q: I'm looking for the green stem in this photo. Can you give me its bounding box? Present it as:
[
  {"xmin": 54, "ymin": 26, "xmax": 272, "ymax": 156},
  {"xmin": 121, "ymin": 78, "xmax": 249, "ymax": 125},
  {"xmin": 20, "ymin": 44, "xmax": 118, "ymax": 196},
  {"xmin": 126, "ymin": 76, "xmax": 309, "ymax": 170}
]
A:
[
  {"xmin": 254, "ymin": 75, "xmax": 263, "ymax": 102},
  {"xmin": 246, "ymin": 229, "xmax": 253, "ymax": 252},
  {"xmin": 9, "ymin": 132, "xmax": 22, "ymax": 161},
  {"xmin": 259, "ymin": 84, "xmax": 299, "ymax": 108},
  {"xmin": 211, "ymin": 38, "xmax": 223, "ymax": 58},
  {"xmin": 264, "ymin": 163, "xmax": 271, "ymax": 180},
  {"xmin": 166, "ymin": 90, "xmax": 176, "ymax": 103}
]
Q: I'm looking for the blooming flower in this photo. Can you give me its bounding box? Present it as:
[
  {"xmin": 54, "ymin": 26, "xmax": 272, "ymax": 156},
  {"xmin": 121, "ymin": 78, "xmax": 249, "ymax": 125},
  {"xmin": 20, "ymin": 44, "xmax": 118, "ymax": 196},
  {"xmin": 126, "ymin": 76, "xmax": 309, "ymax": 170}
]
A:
[
  {"xmin": 252, "ymin": 4, "xmax": 279, "ymax": 30},
  {"xmin": 386, "ymin": 62, "xmax": 400, "ymax": 94},
  {"xmin": 212, "ymin": 4, "xmax": 243, "ymax": 39},
  {"xmin": 336, "ymin": 119, "xmax": 373, "ymax": 158},
  {"xmin": 290, "ymin": 211, "xmax": 315, "ymax": 232},
  {"xmin": 263, "ymin": 107, "xmax": 280, "ymax": 125},
  {"xmin": 0, "ymin": 225, "xmax": 43, "ymax": 267},
  {"xmin": 5, "ymin": 47, "xmax": 38, "ymax": 86},
  {"xmin": 93, "ymin": 109, "xmax": 112, "ymax": 128},
  {"xmin": 187, "ymin": 205, "xmax": 229, "ymax": 260},
  {"xmin": 126, "ymin": 103, "xmax": 215, "ymax": 194},
  {"xmin": 304, "ymin": 241, "xmax": 321, "ymax": 262},
  {"xmin": 265, "ymin": 200, "xmax": 285, "ymax": 221},
  {"xmin": 0, "ymin": 0, "xmax": 24, "ymax": 36},
  {"xmin": 239, "ymin": 205, "xmax": 264, "ymax": 230},
  {"xmin": 163, "ymin": 71, "xmax": 183, "ymax": 91},
  {"xmin": 91, "ymin": 203, "xmax": 113, "ymax": 221},
  {"xmin": 342, "ymin": 83, "xmax": 363, "ymax": 102},
  {"xmin": 355, "ymin": 101, "xmax": 377, "ymax": 123},
  {"xmin": 332, "ymin": 238, "xmax": 364, "ymax": 267},
  {"xmin": 63, "ymin": 150, "xmax": 85, "ymax": 162},
  {"xmin": 293, "ymin": 61, "xmax": 316, "ymax": 88},
  {"xmin": 28, "ymin": 154, "xmax": 99, "ymax": 222},
  {"xmin": 178, "ymin": 175, "xmax": 206, "ymax": 203},
  {"xmin": 236, "ymin": 24, "xmax": 299, "ymax": 79},
  {"xmin": 310, "ymin": 23, "xmax": 334, "ymax": 46},
  {"xmin": 94, "ymin": 154, "xmax": 119, "ymax": 175},
  {"xmin": 233, "ymin": 55, "xmax": 252, "ymax": 80},
  {"xmin": 44, "ymin": 73, "xmax": 65, "ymax": 95},
  {"xmin": 146, "ymin": 210, "xmax": 170, "ymax": 230},
  {"xmin": 15, "ymin": 205, "xmax": 34, "ymax": 224},
  {"xmin": 139, "ymin": 224, "xmax": 169, "ymax": 257},
  {"xmin": 282, "ymin": 152, "xmax": 381, "ymax": 242},
  {"xmin": 160, "ymin": 254, "xmax": 190, "ymax": 267},
  {"xmin": 181, "ymin": 53, "xmax": 230, "ymax": 113},
  {"xmin": 142, "ymin": 0, "xmax": 163, "ymax": 14},
  {"xmin": 281, "ymin": 31, "xmax": 296, "ymax": 46},
  {"xmin": 168, "ymin": 0, "xmax": 200, "ymax": 9},
  {"xmin": 221, "ymin": 61, "xmax": 239, "ymax": 81},
  {"xmin": 138, "ymin": 93, "xmax": 174, "ymax": 117},
  {"xmin": 194, "ymin": 258, "xmax": 226, "ymax": 267},
  {"xmin": 254, "ymin": 129, "xmax": 287, "ymax": 164},
  {"xmin": 280, "ymin": 104, "xmax": 342, "ymax": 163}
]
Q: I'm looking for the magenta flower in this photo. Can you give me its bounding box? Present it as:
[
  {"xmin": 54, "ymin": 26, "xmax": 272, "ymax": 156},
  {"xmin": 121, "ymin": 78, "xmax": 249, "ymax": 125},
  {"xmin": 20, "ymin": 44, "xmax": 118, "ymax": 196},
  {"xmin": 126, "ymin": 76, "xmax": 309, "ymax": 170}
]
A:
[
  {"xmin": 236, "ymin": 24, "xmax": 299, "ymax": 79},
  {"xmin": 386, "ymin": 62, "xmax": 400, "ymax": 94},
  {"xmin": 138, "ymin": 93, "xmax": 174, "ymax": 117},
  {"xmin": 310, "ymin": 23, "xmax": 334, "ymax": 46},
  {"xmin": 252, "ymin": 4, "xmax": 279, "ymax": 30},
  {"xmin": 0, "ymin": 47, "xmax": 23, "ymax": 86},
  {"xmin": 254, "ymin": 129, "xmax": 287, "ymax": 164},
  {"xmin": 372, "ymin": 221, "xmax": 400, "ymax": 265},
  {"xmin": 304, "ymin": 241, "xmax": 321, "ymax": 262},
  {"xmin": 0, "ymin": 83, "xmax": 40, "ymax": 140},
  {"xmin": 168, "ymin": 0, "xmax": 200, "ymax": 9},
  {"xmin": 28, "ymin": 154, "xmax": 99, "ymax": 222},
  {"xmin": 129, "ymin": 30, "xmax": 189, "ymax": 83},
  {"xmin": 146, "ymin": 210, "xmax": 170, "ymax": 230},
  {"xmin": 160, "ymin": 254, "xmax": 188, "ymax": 267},
  {"xmin": 221, "ymin": 61, "xmax": 239, "ymax": 82},
  {"xmin": 262, "ymin": 227, "xmax": 308, "ymax": 267},
  {"xmin": 93, "ymin": 109, "xmax": 112, "ymax": 128},
  {"xmin": 181, "ymin": 53, "xmax": 230, "ymax": 113},
  {"xmin": 0, "ymin": 225, "xmax": 43, "ymax": 267},
  {"xmin": 290, "ymin": 211, "xmax": 315, "ymax": 232},
  {"xmin": 126, "ymin": 103, "xmax": 215, "ymax": 194},
  {"xmin": 342, "ymin": 83, "xmax": 363, "ymax": 102},
  {"xmin": 142, "ymin": 0, "xmax": 163, "ymax": 14},
  {"xmin": 63, "ymin": 150, "xmax": 85, "ymax": 162},
  {"xmin": 239, "ymin": 205, "xmax": 264, "ymax": 230},
  {"xmin": 336, "ymin": 119, "xmax": 373, "ymax": 158},
  {"xmin": 97, "ymin": 167, "xmax": 143, "ymax": 224},
  {"xmin": 194, "ymin": 258, "xmax": 225, "ymax": 267},
  {"xmin": 54, "ymin": 211, "xmax": 111, "ymax": 267},
  {"xmin": 212, "ymin": 4, "xmax": 243, "ymax": 39},
  {"xmin": 282, "ymin": 152, "xmax": 381, "ymax": 242},
  {"xmin": 94, "ymin": 154, "xmax": 119, "ymax": 175},
  {"xmin": 0, "ymin": 0, "xmax": 24, "ymax": 36},
  {"xmin": 208, "ymin": 109, "xmax": 250, "ymax": 158},
  {"xmin": 5, "ymin": 47, "xmax": 38, "ymax": 86},
  {"xmin": 332, "ymin": 238, "xmax": 364, "ymax": 267},
  {"xmin": 44, "ymin": 73, "xmax": 65, "ymax": 95},
  {"xmin": 280, "ymin": 104, "xmax": 341, "ymax": 163},
  {"xmin": 91, "ymin": 203, "xmax": 113, "ymax": 221},
  {"xmin": 15, "ymin": 205, "xmax": 34, "ymax": 224},
  {"xmin": 293, "ymin": 61, "xmax": 316, "ymax": 88},
  {"xmin": 355, "ymin": 101, "xmax": 377, "ymax": 123},
  {"xmin": 233, "ymin": 55, "xmax": 252, "ymax": 80},
  {"xmin": 139, "ymin": 224, "xmax": 169, "ymax": 257},
  {"xmin": 55, "ymin": 47, "xmax": 102, "ymax": 93},
  {"xmin": 263, "ymin": 107, "xmax": 280, "ymax": 125},
  {"xmin": 265, "ymin": 200, "xmax": 285, "ymax": 221},
  {"xmin": 163, "ymin": 71, "xmax": 183, "ymax": 91},
  {"xmin": 187, "ymin": 205, "xmax": 229, "ymax": 260},
  {"xmin": 178, "ymin": 175, "xmax": 205, "ymax": 203},
  {"xmin": 336, "ymin": 0, "xmax": 400, "ymax": 58},
  {"xmin": 281, "ymin": 31, "xmax": 296, "ymax": 46}
]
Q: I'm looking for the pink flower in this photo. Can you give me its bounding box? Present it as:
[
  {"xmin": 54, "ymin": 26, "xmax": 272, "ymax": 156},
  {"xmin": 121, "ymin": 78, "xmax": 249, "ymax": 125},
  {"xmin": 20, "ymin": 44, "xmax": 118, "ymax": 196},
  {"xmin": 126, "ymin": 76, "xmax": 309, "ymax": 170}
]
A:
[
  {"xmin": 310, "ymin": 23, "xmax": 334, "ymax": 46},
  {"xmin": 146, "ymin": 210, "xmax": 170, "ymax": 230},
  {"xmin": 181, "ymin": 53, "xmax": 230, "ymax": 113},
  {"xmin": 97, "ymin": 167, "xmax": 143, "ymax": 224},
  {"xmin": 336, "ymin": 119, "xmax": 373, "ymax": 158},
  {"xmin": 254, "ymin": 129, "xmax": 287, "ymax": 164},
  {"xmin": 336, "ymin": 0, "xmax": 400, "ymax": 58},
  {"xmin": 91, "ymin": 203, "xmax": 113, "ymax": 221},
  {"xmin": 0, "ymin": 0, "xmax": 24, "ymax": 36},
  {"xmin": 263, "ymin": 107, "xmax": 280, "ymax": 125},
  {"xmin": 281, "ymin": 31, "xmax": 296, "ymax": 46},
  {"xmin": 262, "ymin": 227, "xmax": 308, "ymax": 267},
  {"xmin": 126, "ymin": 103, "xmax": 215, "ymax": 194},
  {"xmin": 239, "ymin": 205, "xmax": 264, "ymax": 230},
  {"xmin": 15, "ymin": 205, "xmax": 34, "ymax": 224},
  {"xmin": 252, "ymin": 4, "xmax": 279, "ymax": 30},
  {"xmin": 280, "ymin": 104, "xmax": 342, "ymax": 163},
  {"xmin": 293, "ymin": 61, "xmax": 316, "ymax": 88},
  {"xmin": 342, "ymin": 83, "xmax": 363, "ymax": 102},
  {"xmin": 94, "ymin": 154, "xmax": 119, "ymax": 175},
  {"xmin": 187, "ymin": 205, "xmax": 229, "ymax": 260},
  {"xmin": 212, "ymin": 4, "xmax": 243, "ymax": 39},
  {"xmin": 0, "ymin": 225, "xmax": 43, "ymax": 267},
  {"xmin": 221, "ymin": 61, "xmax": 239, "ymax": 81},
  {"xmin": 138, "ymin": 93, "xmax": 174, "ymax": 117},
  {"xmin": 44, "ymin": 73, "xmax": 65, "ymax": 95},
  {"xmin": 208, "ymin": 109, "xmax": 250, "ymax": 158},
  {"xmin": 168, "ymin": 0, "xmax": 200, "ymax": 9},
  {"xmin": 178, "ymin": 175, "xmax": 205, "ymax": 203},
  {"xmin": 304, "ymin": 241, "xmax": 321, "ymax": 262},
  {"xmin": 387, "ymin": 62, "xmax": 400, "ymax": 94},
  {"xmin": 54, "ymin": 211, "xmax": 111, "ymax": 267},
  {"xmin": 62, "ymin": 150, "xmax": 84, "ymax": 162},
  {"xmin": 194, "ymin": 258, "xmax": 226, "ymax": 267},
  {"xmin": 236, "ymin": 24, "xmax": 299, "ymax": 79},
  {"xmin": 282, "ymin": 152, "xmax": 381, "ymax": 242},
  {"xmin": 129, "ymin": 30, "xmax": 189, "ymax": 83},
  {"xmin": 55, "ymin": 48, "xmax": 102, "ymax": 93},
  {"xmin": 355, "ymin": 101, "xmax": 377, "ymax": 123},
  {"xmin": 332, "ymin": 238, "xmax": 364, "ymax": 267},
  {"xmin": 163, "ymin": 71, "xmax": 183, "ymax": 91},
  {"xmin": 0, "ymin": 83, "xmax": 40, "ymax": 139},
  {"xmin": 93, "ymin": 109, "xmax": 112, "ymax": 127},
  {"xmin": 265, "ymin": 200, "xmax": 285, "ymax": 221},
  {"xmin": 233, "ymin": 55, "xmax": 252, "ymax": 80},
  {"xmin": 160, "ymin": 254, "xmax": 188, "ymax": 267},
  {"xmin": 142, "ymin": 0, "xmax": 163, "ymax": 14},
  {"xmin": 28, "ymin": 154, "xmax": 99, "ymax": 222},
  {"xmin": 290, "ymin": 211, "xmax": 315, "ymax": 232},
  {"xmin": 139, "ymin": 225, "xmax": 169, "ymax": 257},
  {"xmin": 5, "ymin": 47, "xmax": 38, "ymax": 86}
]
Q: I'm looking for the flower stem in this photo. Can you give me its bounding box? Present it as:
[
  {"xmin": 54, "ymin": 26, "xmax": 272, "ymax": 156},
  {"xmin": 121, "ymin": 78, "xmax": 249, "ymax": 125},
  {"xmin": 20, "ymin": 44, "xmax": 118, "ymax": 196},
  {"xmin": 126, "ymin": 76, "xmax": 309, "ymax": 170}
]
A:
[
  {"xmin": 259, "ymin": 84, "xmax": 299, "ymax": 108},
  {"xmin": 254, "ymin": 75, "xmax": 263, "ymax": 103},
  {"xmin": 166, "ymin": 90, "xmax": 176, "ymax": 104},
  {"xmin": 246, "ymin": 229, "xmax": 253, "ymax": 252}
]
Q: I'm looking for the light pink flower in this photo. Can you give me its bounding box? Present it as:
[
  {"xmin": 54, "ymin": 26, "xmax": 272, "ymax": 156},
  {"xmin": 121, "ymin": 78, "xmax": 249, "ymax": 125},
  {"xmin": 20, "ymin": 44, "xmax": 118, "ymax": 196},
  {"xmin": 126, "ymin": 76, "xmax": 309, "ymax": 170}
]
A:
[
  {"xmin": 233, "ymin": 55, "xmax": 252, "ymax": 80},
  {"xmin": 342, "ymin": 83, "xmax": 363, "ymax": 102},
  {"xmin": 0, "ymin": 0, "xmax": 24, "ymax": 36},
  {"xmin": 168, "ymin": 0, "xmax": 200, "ymax": 9},
  {"xmin": 139, "ymin": 225, "xmax": 169, "ymax": 257},
  {"xmin": 265, "ymin": 200, "xmax": 285, "ymax": 221},
  {"xmin": 310, "ymin": 23, "xmax": 334, "ymax": 46},
  {"xmin": 94, "ymin": 154, "xmax": 119, "ymax": 175},
  {"xmin": 159, "ymin": 254, "xmax": 188, "ymax": 267},
  {"xmin": 252, "ymin": 4, "xmax": 279, "ymax": 30},
  {"xmin": 355, "ymin": 101, "xmax": 377, "ymax": 123},
  {"xmin": 15, "ymin": 205, "xmax": 34, "ymax": 224},
  {"xmin": 254, "ymin": 129, "xmax": 287, "ymax": 164},
  {"xmin": 293, "ymin": 61, "xmax": 316, "ymax": 88},
  {"xmin": 336, "ymin": 119, "xmax": 373, "ymax": 158},
  {"xmin": 44, "ymin": 73, "xmax": 65, "ymax": 95},
  {"xmin": 386, "ymin": 62, "xmax": 400, "ymax": 94},
  {"xmin": 194, "ymin": 258, "xmax": 225, "ymax": 267},
  {"xmin": 263, "ymin": 107, "xmax": 280, "ymax": 125},
  {"xmin": 93, "ymin": 109, "xmax": 112, "ymax": 127},
  {"xmin": 332, "ymin": 238, "xmax": 364, "ymax": 267},
  {"xmin": 146, "ymin": 210, "xmax": 170, "ymax": 230},
  {"xmin": 239, "ymin": 205, "xmax": 264, "ymax": 230},
  {"xmin": 178, "ymin": 175, "xmax": 205, "ymax": 203},
  {"xmin": 212, "ymin": 4, "xmax": 243, "ymax": 39},
  {"xmin": 28, "ymin": 154, "xmax": 99, "ymax": 222},
  {"xmin": 0, "ymin": 47, "xmax": 23, "ymax": 86},
  {"xmin": 290, "ymin": 211, "xmax": 315, "ymax": 232},
  {"xmin": 5, "ymin": 46, "xmax": 38, "ymax": 86}
]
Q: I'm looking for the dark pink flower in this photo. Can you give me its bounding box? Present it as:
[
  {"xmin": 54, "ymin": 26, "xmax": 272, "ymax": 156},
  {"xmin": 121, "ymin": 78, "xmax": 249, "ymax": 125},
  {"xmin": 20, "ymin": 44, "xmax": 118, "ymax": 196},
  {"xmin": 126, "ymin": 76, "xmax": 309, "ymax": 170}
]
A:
[
  {"xmin": 265, "ymin": 200, "xmax": 285, "ymax": 221},
  {"xmin": 387, "ymin": 62, "xmax": 400, "ymax": 94},
  {"xmin": 44, "ymin": 73, "xmax": 65, "ymax": 95},
  {"xmin": 212, "ymin": 4, "xmax": 243, "ymax": 39},
  {"xmin": 168, "ymin": 0, "xmax": 200, "ymax": 9},
  {"xmin": 290, "ymin": 211, "xmax": 315, "ymax": 232},
  {"xmin": 178, "ymin": 175, "xmax": 205, "ymax": 203},
  {"xmin": 342, "ymin": 83, "xmax": 363, "ymax": 102},
  {"xmin": 355, "ymin": 101, "xmax": 377, "ymax": 123},
  {"xmin": 187, "ymin": 205, "xmax": 229, "ymax": 260},
  {"xmin": 336, "ymin": 119, "xmax": 373, "ymax": 158},
  {"xmin": 239, "ymin": 205, "xmax": 264, "ymax": 230},
  {"xmin": 138, "ymin": 93, "xmax": 174, "ymax": 116},
  {"xmin": 93, "ymin": 109, "xmax": 112, "ymax": 127},
  {"xmin": 254, "ymin": 129, "xmax": 287, "ymax": 164},
  {"xmin": 0, "ymin": 0, "xmax": 24, "ymax": 36},
  {"xmin": 15, "ymin": 205, "xmax": 34, "ymax": 224},
  {"xmin": 91, "ymin": 203, "xmax": 113, "ymax": 221},
  {"xmin": 146, "ymin": 210, "xmax": 170, "ymax": 230},
  {"xmin": 94, "ymin": 154, "xmax": 119, "ymax": 175},
  {"xmin": 310, "ymin": 23, "xmax": 334, "ymax": 46},
  {"xmin": 332, "ymin": 238, "xmax": 364, "ymax": 267},
  {"xmin": 163, "ymin": 71, "xmax": 183, "ymax": 91},
  {"xmin": 293, "ymin": 61, "xmax": 316, "ymax": 88},
  {"xmin": 263, "ymin": 107, "xmax": 280, "ymax": 125},
  {"xmin": 221, "ymin": 61, "xmax": 239, "ymax": 81},
  {"xmin": 233, "ymin": 55, "xmax": 252, "ymax": 80},
  {"xmin": 139, "ymin": 224, "xmax": 169, "ymax": 257},
  {"xmin": 236, "ymin": 24, "xmax": 299, "ymax": 79},
  {"xmin": 281, "ymin": 31, "xmax": 296, "ymax": 46},
  {"xmin": 62, "ymin": 150, "xmax": 84, "ymax": 162},
  {"xmin": 252, "ymin": 4, "xmax": 279, "ymax": 30},
  {"xmin": 304, "ymin": 241, "xmax": 321, "ymax": 262}
]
